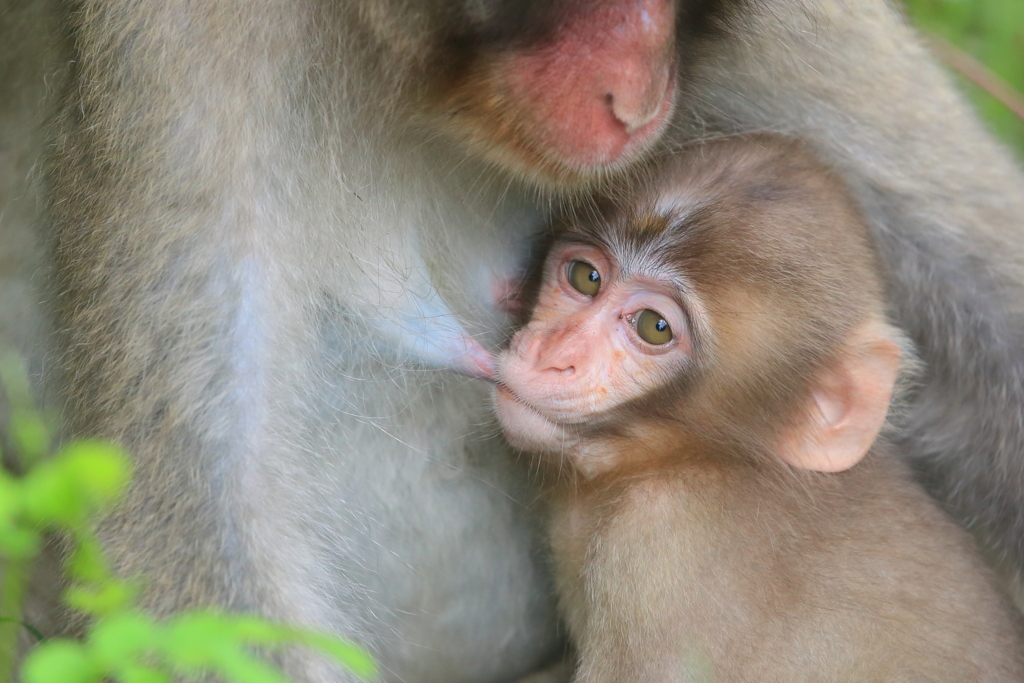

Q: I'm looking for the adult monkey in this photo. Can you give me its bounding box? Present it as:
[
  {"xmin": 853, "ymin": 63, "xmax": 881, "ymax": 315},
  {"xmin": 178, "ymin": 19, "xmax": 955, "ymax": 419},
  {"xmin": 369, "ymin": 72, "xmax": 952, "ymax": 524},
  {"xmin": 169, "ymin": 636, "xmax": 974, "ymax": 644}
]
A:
[{"xmin": 2, "ymin": 0, "xmax": 1024, "ymax": 681}]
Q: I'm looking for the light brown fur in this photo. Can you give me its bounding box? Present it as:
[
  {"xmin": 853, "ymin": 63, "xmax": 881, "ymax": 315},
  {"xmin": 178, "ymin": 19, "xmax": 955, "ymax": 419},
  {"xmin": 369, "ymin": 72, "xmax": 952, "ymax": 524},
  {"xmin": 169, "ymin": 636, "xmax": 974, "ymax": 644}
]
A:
[
  {"xmin": 497, "ymin": 138, "xmax": 1024, "ymax": 681},
  {"xmin": 550, "ymin": 457, "xmax": 1024, "ymax": 682}
]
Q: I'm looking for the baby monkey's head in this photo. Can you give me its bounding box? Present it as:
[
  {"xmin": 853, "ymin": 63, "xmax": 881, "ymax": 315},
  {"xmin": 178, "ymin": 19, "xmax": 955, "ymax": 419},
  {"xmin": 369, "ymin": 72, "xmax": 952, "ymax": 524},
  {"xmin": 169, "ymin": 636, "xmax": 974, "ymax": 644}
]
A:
[{"xmin": 494, "ymin": 137, "xmax": 905, "ymax": 480}]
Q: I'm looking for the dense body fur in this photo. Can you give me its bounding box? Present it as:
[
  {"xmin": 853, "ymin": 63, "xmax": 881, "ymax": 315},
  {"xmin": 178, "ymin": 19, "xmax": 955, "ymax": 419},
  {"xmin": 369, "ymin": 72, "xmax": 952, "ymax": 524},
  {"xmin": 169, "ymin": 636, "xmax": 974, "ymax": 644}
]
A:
[
  {"xmin": 1, "ymin": 0, "xmax": 1024, "ymax": 681},
  {"xmin": 550, "ymin": 454, "xmax": 1024, "ymax": 681}
]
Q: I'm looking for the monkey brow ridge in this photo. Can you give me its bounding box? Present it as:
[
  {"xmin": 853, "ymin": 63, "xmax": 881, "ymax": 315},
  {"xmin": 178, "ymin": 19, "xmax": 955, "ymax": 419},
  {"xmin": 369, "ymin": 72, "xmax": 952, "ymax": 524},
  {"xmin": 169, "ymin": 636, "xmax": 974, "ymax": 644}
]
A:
[{"xmin": 635, "ymin": 213, "xmax": 670, "ymax": 234}]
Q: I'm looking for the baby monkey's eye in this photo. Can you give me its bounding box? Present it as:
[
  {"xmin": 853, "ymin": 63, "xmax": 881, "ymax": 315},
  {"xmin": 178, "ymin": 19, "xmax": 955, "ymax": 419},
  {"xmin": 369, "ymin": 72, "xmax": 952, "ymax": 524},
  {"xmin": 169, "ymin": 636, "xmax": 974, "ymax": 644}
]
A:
[
  {"xmin": 635, "ymin": 309, "xmax": 672, "ymax": 345},
  {"xmin": 567, "ymin": 260, "xmax": 601, "ymax": 296}
]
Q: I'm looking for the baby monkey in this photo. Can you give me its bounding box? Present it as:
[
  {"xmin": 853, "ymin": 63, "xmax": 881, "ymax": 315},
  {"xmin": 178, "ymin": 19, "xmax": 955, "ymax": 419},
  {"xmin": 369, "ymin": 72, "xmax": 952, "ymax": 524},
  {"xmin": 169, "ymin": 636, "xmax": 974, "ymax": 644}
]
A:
[{"xmin": 494, "ymin": 137, "xmax": 1024, "ymax": 682}]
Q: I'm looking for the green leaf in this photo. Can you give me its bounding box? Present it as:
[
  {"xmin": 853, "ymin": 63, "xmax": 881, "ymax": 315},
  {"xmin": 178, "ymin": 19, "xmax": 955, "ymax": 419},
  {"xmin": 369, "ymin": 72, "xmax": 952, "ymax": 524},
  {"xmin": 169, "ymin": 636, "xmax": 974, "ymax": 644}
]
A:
[
  {"xmin": 10, "ymin": 409, "xmax": 51, "ymax": 462},
  {"xmin": 0, "ymin": 617, "xmax": 45, "ymax": 643},
  {"xmin": 65, "ymin": 580, "xmax": 135, "ymax": 617},
  {"xmin": 21, "ymin": 461, "xmax": 87, "ymax": 527},
  {"xmin": 88, "ymin": 612, "xmax": 159, "ymax": 670},
  {"xmin": 0, "ymin": 466, "xmax": 35, "ymax": 558},
  {"xmin": 21, "ymin": 442, "xmax": 130, "ymax": 528},
  {"xmin": 117, "ymin": 663, "xmax": 170, "ymax": 683},
  {"xmin": 224, "ymin": 615, "xmax": 284, "ymax": 644},
  {"xmin": 20, "ymin": 641, "xmax": 98, "ymax": 683},
  {"xmin": 67, "ymin": 537, "xmax": 114, "ymax": 584},
  {"xmin": 0, "ymin": 522, "xmax": 39, "ymax": 558},
  {"xmin": 59, "ymin": 440, "xmax": 132, "ymax": 507},
  {"xmin": 162, "ymin": 612, "xmax": 235, "ymax": 670},
  {"xmin": 0, "ymin": 472, "xmax": 20, "ymax": 514}
]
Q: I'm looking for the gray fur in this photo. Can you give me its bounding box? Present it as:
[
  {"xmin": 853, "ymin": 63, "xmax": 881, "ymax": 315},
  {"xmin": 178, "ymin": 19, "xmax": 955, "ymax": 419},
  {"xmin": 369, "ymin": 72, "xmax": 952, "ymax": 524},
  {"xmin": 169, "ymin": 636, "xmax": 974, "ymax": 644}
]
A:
[{"xmin": 1, "ymin": 0, "xmax": 1023, "ymax": 681}]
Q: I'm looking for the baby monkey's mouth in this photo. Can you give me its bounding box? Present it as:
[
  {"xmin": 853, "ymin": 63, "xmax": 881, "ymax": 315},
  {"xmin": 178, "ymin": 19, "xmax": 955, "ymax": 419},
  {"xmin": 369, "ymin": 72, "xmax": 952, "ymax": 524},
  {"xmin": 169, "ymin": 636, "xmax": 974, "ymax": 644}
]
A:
[
  {"xmin": 493, "ymin": 381, "xmax": 576, "ymax": 451},
  {"xmin": 495, "ymin": 381, "xmax": 563, "ymax": 420},
  {"xmin": 495, "ymin": 382, "xmax": 537, "ymax": 414}
]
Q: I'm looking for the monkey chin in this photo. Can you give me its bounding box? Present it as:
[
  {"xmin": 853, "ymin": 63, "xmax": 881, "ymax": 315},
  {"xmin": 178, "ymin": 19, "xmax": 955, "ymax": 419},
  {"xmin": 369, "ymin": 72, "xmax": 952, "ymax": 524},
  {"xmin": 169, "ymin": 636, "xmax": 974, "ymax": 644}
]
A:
[
  {"xmin": 493, "ymin": 384, "xmax": 574, "ymax": 454},
  {"xmin": 526, "ymin": 87, "xmax": 676, "ymax": 189},
  {"xmin": 447, "ymin": 78, "xmax": 676, "ymax": 191}
]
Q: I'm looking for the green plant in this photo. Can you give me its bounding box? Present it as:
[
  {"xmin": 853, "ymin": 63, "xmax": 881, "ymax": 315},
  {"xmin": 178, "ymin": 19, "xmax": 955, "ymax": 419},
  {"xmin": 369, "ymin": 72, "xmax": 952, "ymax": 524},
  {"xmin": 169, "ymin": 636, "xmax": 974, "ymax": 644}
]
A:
[
  {"xmin": 905, "ymin": 0, "xmax": 1024, "ymax": 156},
  {"xmin": 0, "ymin": 353, "xmax": 376, "ymax": 683}
]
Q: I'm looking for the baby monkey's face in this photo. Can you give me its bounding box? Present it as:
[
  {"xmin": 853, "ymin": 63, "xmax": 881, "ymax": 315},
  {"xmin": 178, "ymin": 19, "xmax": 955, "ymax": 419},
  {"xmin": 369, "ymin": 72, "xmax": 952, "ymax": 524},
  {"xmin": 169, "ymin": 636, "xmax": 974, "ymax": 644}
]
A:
[
  {"xmin": 493, "ymin": 141, "xmax": 903, "ymax": 478},
  {"xmin": 494, "ymin": 238, "xmax": 692, "ymax": 460}
]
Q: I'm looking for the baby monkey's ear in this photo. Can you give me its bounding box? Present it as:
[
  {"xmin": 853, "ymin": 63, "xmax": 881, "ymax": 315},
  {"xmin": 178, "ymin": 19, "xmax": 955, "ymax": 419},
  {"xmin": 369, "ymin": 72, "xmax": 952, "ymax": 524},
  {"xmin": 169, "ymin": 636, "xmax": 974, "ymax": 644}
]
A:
[{"xmin": 779, "ymin": 319, "xmax": 902, "ymax": 473}]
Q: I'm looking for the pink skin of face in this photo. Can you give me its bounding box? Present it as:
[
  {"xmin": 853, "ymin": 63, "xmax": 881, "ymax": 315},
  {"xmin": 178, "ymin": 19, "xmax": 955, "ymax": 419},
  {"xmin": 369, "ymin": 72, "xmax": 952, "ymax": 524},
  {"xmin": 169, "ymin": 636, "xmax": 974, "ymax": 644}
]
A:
[
  {"xmin": 494, "ymin": 243, "xmax": 690, "ymax": 455},
  {"xmin": 487, "ymin": 245, "xmax": 899, "ymax": 477},
  {"xmin": 501, "ymin": 0, "xmax": 677, "ymax": 170}
]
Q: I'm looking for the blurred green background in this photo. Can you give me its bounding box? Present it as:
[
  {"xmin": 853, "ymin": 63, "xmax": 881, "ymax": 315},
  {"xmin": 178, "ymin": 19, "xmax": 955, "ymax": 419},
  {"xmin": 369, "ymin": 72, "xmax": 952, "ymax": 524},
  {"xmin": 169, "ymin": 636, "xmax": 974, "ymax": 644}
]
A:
[{"xmin": 905, "ymin": 0, "xmax": 1024, "ymax": 158}]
